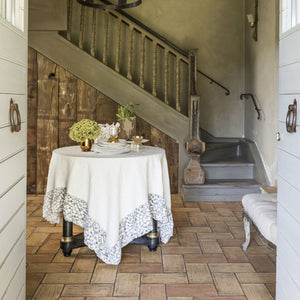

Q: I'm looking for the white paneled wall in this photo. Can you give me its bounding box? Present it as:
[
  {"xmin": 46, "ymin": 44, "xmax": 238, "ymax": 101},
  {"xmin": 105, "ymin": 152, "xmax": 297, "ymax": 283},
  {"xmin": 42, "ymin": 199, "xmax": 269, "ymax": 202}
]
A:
[
  {"xmin": 277, "ymin": 3, "xmax": 300, "ymax": 297},
  {"xmin": 0, "ymin": 1, "xmax": 27, "ymax": 299}
]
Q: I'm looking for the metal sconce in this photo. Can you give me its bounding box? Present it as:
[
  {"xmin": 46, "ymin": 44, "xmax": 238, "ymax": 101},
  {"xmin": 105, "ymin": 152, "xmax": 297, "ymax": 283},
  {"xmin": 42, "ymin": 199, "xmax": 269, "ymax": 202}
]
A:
[{"xmin": 247, "ymin": 0, "xmax": 258, "ymax": 41}]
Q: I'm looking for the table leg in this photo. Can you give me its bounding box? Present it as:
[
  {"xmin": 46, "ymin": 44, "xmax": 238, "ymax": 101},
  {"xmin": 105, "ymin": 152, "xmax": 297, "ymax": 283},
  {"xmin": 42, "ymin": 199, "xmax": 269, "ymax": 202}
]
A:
[
  {"xmin": 60, "ymin": 218, "xmax": 73, "ymax": 257},
  {"xmin": 60, "ymin": 218, "xmax": 86, "ymax": 257},
  {"xmin": 146, "ymin": 219, "xmax": 159, "ymax": 252}
]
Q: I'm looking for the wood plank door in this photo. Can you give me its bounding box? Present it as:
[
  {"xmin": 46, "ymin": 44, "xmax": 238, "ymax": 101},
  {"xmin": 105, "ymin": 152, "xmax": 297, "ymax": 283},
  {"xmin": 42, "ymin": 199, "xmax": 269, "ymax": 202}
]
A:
[
  {"xmin": 0, "ymin": 1, "xmax": 28, "ymax": 299},
  {"xmin": 277, "ymin": 1, "xmax": 300, "ymax": 298}
]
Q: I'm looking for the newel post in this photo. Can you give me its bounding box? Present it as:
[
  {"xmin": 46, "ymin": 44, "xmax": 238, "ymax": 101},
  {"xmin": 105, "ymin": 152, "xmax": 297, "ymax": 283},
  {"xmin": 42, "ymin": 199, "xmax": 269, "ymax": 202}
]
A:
[{"xmin": 184, "ymin": 49, "xmax": 205, "ymax": 185}]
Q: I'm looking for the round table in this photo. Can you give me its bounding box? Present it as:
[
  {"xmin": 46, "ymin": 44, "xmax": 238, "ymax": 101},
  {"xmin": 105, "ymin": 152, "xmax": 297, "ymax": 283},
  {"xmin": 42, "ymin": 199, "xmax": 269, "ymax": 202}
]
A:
[{"xmin": 43, "ymin": 146, "xmax": 173, "ymax": 264}]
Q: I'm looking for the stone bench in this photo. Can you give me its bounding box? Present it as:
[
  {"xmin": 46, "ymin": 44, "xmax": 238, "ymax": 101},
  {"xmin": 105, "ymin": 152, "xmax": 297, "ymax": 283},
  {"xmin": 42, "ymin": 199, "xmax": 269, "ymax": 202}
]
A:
[{"xmin": 242, "ymin": 193, "xmax": 277, "ymax": 251}]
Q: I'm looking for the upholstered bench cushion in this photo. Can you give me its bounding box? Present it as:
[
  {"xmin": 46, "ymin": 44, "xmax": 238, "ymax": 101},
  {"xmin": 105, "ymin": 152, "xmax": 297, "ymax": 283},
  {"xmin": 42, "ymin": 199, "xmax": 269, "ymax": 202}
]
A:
[{"xmin": 242, "ymin": 193, "xmax": 277, "ymax": 245}]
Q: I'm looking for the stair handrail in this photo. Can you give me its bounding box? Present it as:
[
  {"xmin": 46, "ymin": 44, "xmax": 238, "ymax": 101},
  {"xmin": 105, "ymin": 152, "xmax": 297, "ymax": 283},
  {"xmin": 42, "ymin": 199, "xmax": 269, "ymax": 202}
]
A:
[
  {"xmin": 67, "ymin": 0, "xmax": 230, "ymax": 116},
  {"xmin": 240, "ymin": 93, "xmax": 261, "ymax": 120},
  {"xmin": 102, "ymin": 2, "xmax": 231, "ymax": 96}
]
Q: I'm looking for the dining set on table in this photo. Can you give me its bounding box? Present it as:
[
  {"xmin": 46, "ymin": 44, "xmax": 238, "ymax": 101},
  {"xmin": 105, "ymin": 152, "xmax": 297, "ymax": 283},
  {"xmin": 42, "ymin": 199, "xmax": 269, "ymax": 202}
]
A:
[{"xmin": 42, "ymin": 121, "xmax": 174, "ymax": 265}]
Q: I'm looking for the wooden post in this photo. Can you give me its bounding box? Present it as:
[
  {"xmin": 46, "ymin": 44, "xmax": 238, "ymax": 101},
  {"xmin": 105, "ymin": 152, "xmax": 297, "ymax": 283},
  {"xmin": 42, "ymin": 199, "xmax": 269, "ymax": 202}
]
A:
[
  {"xmin": 90, "ymin": 8, "xmax": 97, "ymax": 57},
  {"xmin": 139, "ymin": 33, "xmax": 145, "ymax": 89},
  {"xmin": 127, "ymin": 25, "xmax": 133, "ymax": 81},
  {"xmin": 152, "ymin": 41, "xmax": 157, "ymax": 97},
  {"xmin": 67, "ymin": 0, "xmax": 73, "ymax": 41},
  {"xmin": 184, "ymin": 49, "xmax": 205, "ymax": 185},
  {"xmin": 103, "ymin": 11, "xmax": 109, "ymax": 65},
  {"xmin": 164, "ymin": 49, "xmax": 169, "ymax": 104},
  {"xmin": 115, "ymin": 18, "xmax": 122, "ymax": 73},
  {"xmin": 79, "ymin": 5, "xmax": 85, "ymax": 49},
  {"xmin": 175, "ymin": 57, "xmax": 181, "ymax": 112}
]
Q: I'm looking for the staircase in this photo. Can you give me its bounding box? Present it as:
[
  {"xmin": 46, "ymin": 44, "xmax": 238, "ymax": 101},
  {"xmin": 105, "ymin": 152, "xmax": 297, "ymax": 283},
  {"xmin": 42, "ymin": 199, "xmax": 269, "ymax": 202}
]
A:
[
  {"xmin": 28, "ymin": 1, "xmax": 268, "ymax": 200},
  {"xmin": 182, "ymin": 132, "xmax": 268, "ymax": 201}
]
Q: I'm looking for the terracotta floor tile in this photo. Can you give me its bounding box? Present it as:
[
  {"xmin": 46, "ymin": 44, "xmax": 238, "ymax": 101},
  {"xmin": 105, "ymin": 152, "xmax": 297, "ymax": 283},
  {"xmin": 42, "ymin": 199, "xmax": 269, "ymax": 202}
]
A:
[
  {"xmin": 43, "ymin": 272, "xmax": 91, "ymax": 284},
  {"xmin": 206, "ymin": 216, "xmax": 238, "ymax": 223},
  {"xmin": 120, "ymin": 253, "xmax": 141, "ymax": 264},
  {"xmin": 200, "ymin": 240, "xmax": 222, "ymax": 254},
  {"xmin": 141, "ymin": 246, "xmax": 162, "ymax": 263},
  {"xmin": 26, "ymin": 233, "xmax": 49, "ymax": 246},
  {"xmin": 162, "ymin": 246, "xmax": 201, "ymax": 255},
  {"xmin": 26, "ymin": 246, "xmax": 39, "ymax": 254},
  {"xmin": 59, "ymin": 297, "xmax": 85, "ymax": 300},
  {"xmin": 177, "ymin": 226, "xmax": 211, "ymax": 233},
  {"xmin": 237, "ymin": 272, "xmax": 276, "ymax": 284},
  {"xmin": 216, "ymin": 208, "xmax": 235, "ymax": 217},
  {"xmin": 242, "ymin": 284, "xmax": 274, "ymax": 300},
  {"xmin": 184, "ymin": 254, "xmax": 227, "ymax": 263},
  {"xmin": 53, "ymin": 250, "xmax": 77, "ymax": 263},
  {"xmin": 86, "ymin": 298, "xmax": 138, "ymax": 300},
  {"xmin": 218, "ymin": 239, "xmax": 243, "ymax": 247},
  {"xmin": 168, "ymin": 297, "xmax": 193, "ymax": 300},
  {"xmin": 248, "ymin": 255, "xmax": 276, "ymax": 273},
  {"xmin": 37, "ymin": 239, "xmax": 61, "ymax": 254},
  {"xmin": 194, "ymin": 297, "xmax": 246, "ymax": 300},
  {"xmin": 32, "ymin": 284, "xmax": 64, "ymax": 300},
  {"xmin": 118, "ymin": 264, "xmax": 162, "ymax": 273},
  {"xmin": 62, "ymin": 284, "xmax": 113, "ymax": 297},
  {"xmin": 222, "ymin": 247, "xmax": 249, "ymax": 263},
  {"xmin": 25, "ymin": 197, "xmax": 276, "ymax": 300},
  {"xmin": 122, "ymin": 244, "xmax": 142, "ymax": 254},
  {"xmin": 189, "ymin": 216, "xmax": 208, "ymax": 226},
  {"xmin": 166, "ymin": 284, "xmax": 217, "ymax": 297},
  {"xmin": 186, "ymin": 263, "xmax": 213, "ymax": 283},
  {"xmin": 178, "ymin": 232, "xmax": 199, "ymax": 246},
  {"xmin": 114, "ymin": 273, "xmax": 140, "ymax": 296},
  {"xmin": 197, "ymin": 232, "xmax": 233, "ymax": 240},
  {"xmin": 91, "ymin": 263, "xmax": 118, "ymax": 283},
  {"xmin": 26, "ymin": 254, "xmax": 54, "ymax": 263},
  {"xmin": 184, "ymin": 202, "xmax": 199, "ymax": 208},
  {"xmin": 26, "ymin": 273, "xmax": 44, "ymax": 297},
  {"xmin": 208, "ymin": 221, "xmax": 229, "ymax": 233},
  {"xmin": 213, "ymin": 273, "xmax": 244, "ymax": 295},
  {"xmin": 209, "ymin": 263, "xmax": 255, "ymax": 273},
  {"xmin": 27, "ymin": 263, "xmax": 72, "ymax": 273},
  {"xmin": 71, "ymin": 255, "xmax": 97, "ymax": 272},
  {"xmin": 198, "ymin": 203, "xmax": 217, "ymax": 212},
  {"xmin": 266, "ymin": 283, "xmax": 276, "ymax": 298},
  {"xmin": 230, "ymin": 226, "xmax": 245, "ymax": 239},
  {"xmin": 163, "ymin": 255, "xmax": 186, "ymax": 272},
  {"xmin": 142, "ymin": 273, "xmax": 188, "ymax": 284},
  {"xmin": 140, "ymin": 284, "xmax": 166, "ymax": 300}
]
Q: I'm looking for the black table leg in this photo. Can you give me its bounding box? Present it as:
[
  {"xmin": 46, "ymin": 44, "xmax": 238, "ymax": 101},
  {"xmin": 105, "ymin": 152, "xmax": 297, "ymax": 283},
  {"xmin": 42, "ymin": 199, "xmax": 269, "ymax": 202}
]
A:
[
  {"xmin": 60, "ymin": 218, "xmax": 85, "ymax": 257},
  {"xmin": 147, "ymin": 219, "xmax": 159, "ymax": 252}
]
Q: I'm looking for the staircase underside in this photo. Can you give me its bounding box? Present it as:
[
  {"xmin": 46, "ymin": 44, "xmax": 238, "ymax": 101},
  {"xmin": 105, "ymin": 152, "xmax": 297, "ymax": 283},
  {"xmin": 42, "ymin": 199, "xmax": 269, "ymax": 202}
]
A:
[{"xmin": 28, "ymin": 30, "xmax": 189, "ymax": 183}]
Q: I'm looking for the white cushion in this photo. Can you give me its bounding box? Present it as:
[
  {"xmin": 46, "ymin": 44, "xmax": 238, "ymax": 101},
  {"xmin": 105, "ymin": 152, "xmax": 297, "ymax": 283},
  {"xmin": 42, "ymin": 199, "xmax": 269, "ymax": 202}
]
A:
[{"xmin": 242, "ymin": 193, "xmax": 277, "ymax": 245}]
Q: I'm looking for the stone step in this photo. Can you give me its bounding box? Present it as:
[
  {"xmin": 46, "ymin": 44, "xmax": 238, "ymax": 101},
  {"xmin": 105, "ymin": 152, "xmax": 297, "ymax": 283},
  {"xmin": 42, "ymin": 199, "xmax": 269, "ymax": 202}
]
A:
[
  {"xmin": 201, "ymin": 160, "xmax": 255, "ymax": 180},
  {"xmin": 181, "ymin": 179, "xmax": 260, "ymax": 202}
]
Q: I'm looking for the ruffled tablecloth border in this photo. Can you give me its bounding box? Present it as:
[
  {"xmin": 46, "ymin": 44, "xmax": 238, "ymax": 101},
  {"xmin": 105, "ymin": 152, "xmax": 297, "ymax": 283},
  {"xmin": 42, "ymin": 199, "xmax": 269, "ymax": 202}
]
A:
[{"xmin": 43, "ymin": 188, "xmax": 173, "ymax": 265}]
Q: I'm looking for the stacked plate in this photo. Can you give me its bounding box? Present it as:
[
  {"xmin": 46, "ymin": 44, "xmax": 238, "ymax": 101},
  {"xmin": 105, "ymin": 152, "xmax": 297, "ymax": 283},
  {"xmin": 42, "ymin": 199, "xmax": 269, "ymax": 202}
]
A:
[{"xmin": 92, "ymin": 139, "xmax": 130, "ymax": 155}]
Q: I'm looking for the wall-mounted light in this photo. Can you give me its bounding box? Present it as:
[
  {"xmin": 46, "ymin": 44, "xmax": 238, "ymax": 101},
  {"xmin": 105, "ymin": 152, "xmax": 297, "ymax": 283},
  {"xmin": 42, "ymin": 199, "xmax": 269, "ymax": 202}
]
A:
[{"xmin": 247, "ymin": 0, "xmax": 258, "ymax": 41}]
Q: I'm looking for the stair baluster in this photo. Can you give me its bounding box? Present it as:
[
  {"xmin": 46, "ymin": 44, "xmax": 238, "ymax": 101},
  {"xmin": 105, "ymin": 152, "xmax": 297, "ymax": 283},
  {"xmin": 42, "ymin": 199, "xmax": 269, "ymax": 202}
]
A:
[{"xmin": 90, "ymin": 8, "xmax": 97, "ymax": 57}]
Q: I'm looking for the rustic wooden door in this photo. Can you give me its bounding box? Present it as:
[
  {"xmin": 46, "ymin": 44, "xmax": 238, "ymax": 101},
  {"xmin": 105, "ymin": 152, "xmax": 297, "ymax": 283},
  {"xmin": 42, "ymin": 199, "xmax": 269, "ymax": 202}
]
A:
[
  {"xmin": 277, "ymin": 0, "xmax": 300, "ymax": 298},
  {"xmin": 0, "ymin": 1, "xmax": 28, "ymax": 299}
]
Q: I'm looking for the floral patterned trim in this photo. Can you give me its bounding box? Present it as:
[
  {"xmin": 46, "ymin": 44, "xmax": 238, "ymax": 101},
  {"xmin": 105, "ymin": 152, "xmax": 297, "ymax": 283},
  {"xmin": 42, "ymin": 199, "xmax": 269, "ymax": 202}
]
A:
[{"xmin": 43, "ymin": 188, "xmax": 173, "ymax": 265}]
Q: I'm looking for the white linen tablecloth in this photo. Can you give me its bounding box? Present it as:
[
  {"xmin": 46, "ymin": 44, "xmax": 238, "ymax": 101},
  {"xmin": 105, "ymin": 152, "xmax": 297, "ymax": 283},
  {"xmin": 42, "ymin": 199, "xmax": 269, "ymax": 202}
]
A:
[{"xmin": 43, "ymin": 146, "xmax": 173, "ymax": 264}]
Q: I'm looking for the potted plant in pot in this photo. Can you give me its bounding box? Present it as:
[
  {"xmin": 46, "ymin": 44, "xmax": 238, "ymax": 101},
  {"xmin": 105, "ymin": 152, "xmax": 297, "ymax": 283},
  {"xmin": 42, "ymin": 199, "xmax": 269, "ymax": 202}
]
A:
[
  {"xmin": 116, "ymin": 101, "xmax": 139, "ymax": 140},
  {"xmin": 69, "ymin": 119, "xmax": 101, "ymax": 151}
]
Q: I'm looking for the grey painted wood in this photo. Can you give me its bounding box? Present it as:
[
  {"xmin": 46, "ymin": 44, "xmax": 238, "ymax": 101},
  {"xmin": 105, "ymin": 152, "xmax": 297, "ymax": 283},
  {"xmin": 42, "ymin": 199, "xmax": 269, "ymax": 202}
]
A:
[{"xmin": 277, "ymin": 18, "xmax": 300, "ymax": 298}]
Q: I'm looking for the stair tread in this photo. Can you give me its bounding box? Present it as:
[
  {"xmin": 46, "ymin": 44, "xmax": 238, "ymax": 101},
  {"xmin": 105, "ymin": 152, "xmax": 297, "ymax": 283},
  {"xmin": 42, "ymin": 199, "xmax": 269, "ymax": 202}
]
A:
[
  {"xmin": 183, "ymin": 179, "xmax": 259, "ymax": 188},
  {"xmin": 205, "ymin": 142, "xmax": 239, "ymax": 151},
  {"xmin": 202, "ymin": 159, "xmax": 254, "ymax": 166}
]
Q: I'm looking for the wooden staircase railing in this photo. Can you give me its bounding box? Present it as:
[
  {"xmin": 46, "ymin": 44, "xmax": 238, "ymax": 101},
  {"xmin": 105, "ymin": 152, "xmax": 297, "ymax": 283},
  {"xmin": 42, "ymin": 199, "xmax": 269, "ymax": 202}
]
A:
[{"xmin": 65, "ymin": 0, "xmax": 230, "ymax": 116}]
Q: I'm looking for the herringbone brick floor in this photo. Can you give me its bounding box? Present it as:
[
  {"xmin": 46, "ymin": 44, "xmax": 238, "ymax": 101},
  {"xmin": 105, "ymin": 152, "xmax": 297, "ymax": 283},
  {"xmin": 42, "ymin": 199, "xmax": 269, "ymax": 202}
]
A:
[{"xmin": 26, "ymin": 194, "xmax": 276, "ymax": 300}]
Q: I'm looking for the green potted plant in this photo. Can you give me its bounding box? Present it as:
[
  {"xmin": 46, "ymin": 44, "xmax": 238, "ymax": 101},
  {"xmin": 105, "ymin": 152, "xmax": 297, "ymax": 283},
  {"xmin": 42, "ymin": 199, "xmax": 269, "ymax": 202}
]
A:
[
  {"xmin": 69, "ymin": 119, "xmax": 101, "ymax": 151},
  {"xmin": 116, "ymin": 102, "xmax": 139, "ymax": 139}
]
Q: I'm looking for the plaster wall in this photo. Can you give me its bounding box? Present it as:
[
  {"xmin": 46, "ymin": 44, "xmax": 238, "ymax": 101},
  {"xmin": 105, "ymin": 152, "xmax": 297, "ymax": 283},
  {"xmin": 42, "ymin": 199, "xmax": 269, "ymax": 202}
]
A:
[
  {"xmin": 244, "ymin": 0, "xmax": 279, "ymax": 183},
  {"xmin": 129, "ymin": 0, "xmax": 245, "ymax": 138}
]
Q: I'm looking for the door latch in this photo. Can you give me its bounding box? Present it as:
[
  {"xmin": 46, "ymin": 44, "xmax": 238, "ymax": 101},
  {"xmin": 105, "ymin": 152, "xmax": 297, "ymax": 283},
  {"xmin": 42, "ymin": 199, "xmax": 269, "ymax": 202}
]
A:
[{"xmin": 286, "ymin": 99, "xmax": 297, "ymax": 133}]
